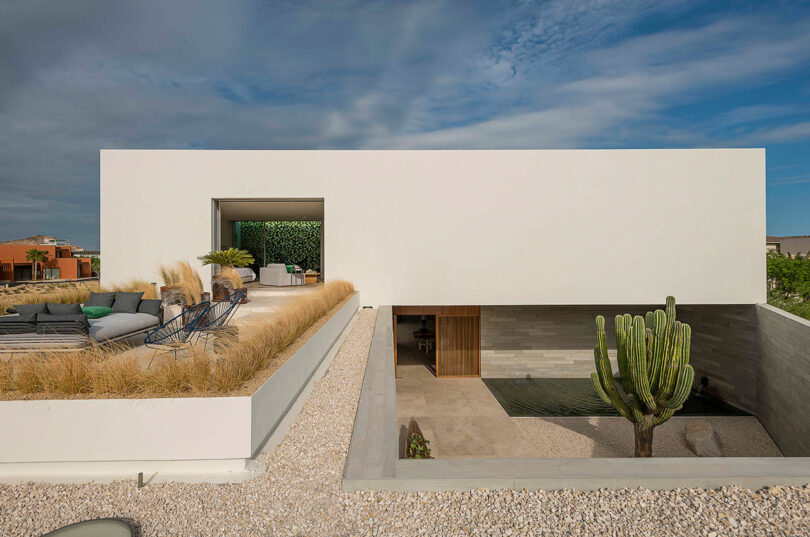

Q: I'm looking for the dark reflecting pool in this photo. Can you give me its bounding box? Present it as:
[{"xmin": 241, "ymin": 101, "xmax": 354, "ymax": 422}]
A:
[{"xmin": 483, "ymin": 378, "xmax": 750, "ymax": 417}]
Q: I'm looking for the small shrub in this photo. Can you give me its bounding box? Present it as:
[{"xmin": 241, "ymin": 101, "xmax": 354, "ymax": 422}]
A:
[{"xmin": 406, "ymin": 432, "xmax": 432, "ymax": 459}]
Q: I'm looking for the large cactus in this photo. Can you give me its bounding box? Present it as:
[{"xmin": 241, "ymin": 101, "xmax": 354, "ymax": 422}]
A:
[{"xmin": 591, "ymin": 296, "xmax": 694, "ymax": 457}]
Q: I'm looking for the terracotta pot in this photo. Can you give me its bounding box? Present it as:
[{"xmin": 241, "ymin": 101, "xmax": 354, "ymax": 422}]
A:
[
  {"xmin": 160, "ymin": 285, "xmax": 183, "ymax": 306},
  {"xmin": 211, "ymin": 279, "xmax": 232, "ymax": 301}
]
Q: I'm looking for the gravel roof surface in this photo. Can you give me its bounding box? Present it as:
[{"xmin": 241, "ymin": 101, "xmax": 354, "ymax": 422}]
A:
[{"xmin": 1, "ymin": 308, "xmax": 809, "ymax": 536}]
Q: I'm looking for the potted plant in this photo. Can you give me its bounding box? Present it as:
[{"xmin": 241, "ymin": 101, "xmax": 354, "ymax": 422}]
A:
[
  {"xmin": 158, "ymin": 264, "xmax": 183, "ymax": 306},
  {"xmin": 159, "ymin": 262, "xmax": 206, "ymax": 308},
  {"xmin": 198, "ymin": 248, "xmax": 254, "ymax": 302}
]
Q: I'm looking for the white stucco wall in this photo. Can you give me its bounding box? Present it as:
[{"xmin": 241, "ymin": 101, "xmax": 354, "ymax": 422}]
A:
[{"xmin": 100, "ymin": 149, "xmax": 765, "ymax": 305}]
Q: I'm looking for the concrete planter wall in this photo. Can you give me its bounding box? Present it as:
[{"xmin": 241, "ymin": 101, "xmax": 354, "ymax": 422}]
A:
[
  {"xmin": 0, "ymin": 293, "xmax": 359, "ymax": 472},
  {"xmin": 756, "ymin": 303, "xmax": 810, "ymax": 456}
]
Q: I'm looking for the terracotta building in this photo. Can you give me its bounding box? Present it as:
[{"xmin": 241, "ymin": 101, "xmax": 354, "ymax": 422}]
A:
[{"xmin": 0, "ymin": 243, "xmax": 92, "ymax": 282}]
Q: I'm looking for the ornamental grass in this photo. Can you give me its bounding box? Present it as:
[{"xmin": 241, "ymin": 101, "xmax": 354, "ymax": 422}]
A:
[
  {"xmin": 0, "ymin": 280, "xmax": 158, "ymax": 315},
  {"xmin": 0, "ymin": 280, "xmax": 355, "ymax": 398}
]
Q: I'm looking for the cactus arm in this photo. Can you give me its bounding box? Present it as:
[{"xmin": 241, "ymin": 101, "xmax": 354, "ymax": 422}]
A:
[
  {"xmin": 614, "ymin": 315, "xmax": 631, "ymax": 390},
  {"xmin": 592, "ymin": 347, "xmax": 633, "ymax": 420},
  {"xmin": 661, "ymin": 296, "xmax": 677, "ymax": 380},
  {"xmin": 680, "ymin": 323, "xmax": 691, "ymax": 366},
  {"xmin": 596, "ymin": 316, "xmax": 609, "ymax": 363},
  {"xmin": 653, "ymin": 408, "xmax": 675, "ymax": 426},
  {"xmin": 628, "ymin": 316, "xmax": 656, "ymax": 410},
  {"xmin": 591, "ymin": 371, "xmax": 612, "ymax": 404},
  {"xmin": 658, "ymin": 321, "xmax": 683, "ymax": 400},
  {"xmin": 648, "ymin": 309, "xmax": 667, "ymax": 392},
  {"xmin": 660, "ymin": 364, "xmax": 694, "ymax": 410},
  {"xmin": 627, "ymin": 395, "xmax": 644, "ymax": 422}
]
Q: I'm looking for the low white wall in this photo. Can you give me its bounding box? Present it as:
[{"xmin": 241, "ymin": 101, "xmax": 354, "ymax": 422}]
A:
[
  {"xmin": 250, "ymin": 292, "xmax": 360, "ymax": 455},
  {"xmin": 0, "ymin": 294, "xmax": 358, "ymax": 471}
]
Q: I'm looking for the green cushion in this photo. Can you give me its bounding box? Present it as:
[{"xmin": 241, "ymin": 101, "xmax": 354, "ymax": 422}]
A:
[
  {"xmin": 286, "ymin": 264, "xmax": 295, "ymax": 273},
  {"xmin": 81, "ymin": 306, "xmax": 113, "ymax": 319}
]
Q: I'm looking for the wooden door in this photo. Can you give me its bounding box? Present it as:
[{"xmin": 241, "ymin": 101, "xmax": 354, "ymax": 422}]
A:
[{"xmin": 436, "ymin": 315, "xmax": 480, "ymax": 377}]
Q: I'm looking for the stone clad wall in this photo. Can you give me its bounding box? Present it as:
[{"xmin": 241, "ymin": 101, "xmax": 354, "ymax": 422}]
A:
[
  {"xmin": 676, "ymin": 305, "xmax": 759, "ymax": 413},
  {"xmin": 480, "ymin": 305, "xmax": 760, "ymax": 412},
  {"xmin": 480, "ymin": 305, "xmax": 646, "ymax": 379},
  {"xmin": 755, "ymin": 304, "xmax": 810, "ymax": 456}
]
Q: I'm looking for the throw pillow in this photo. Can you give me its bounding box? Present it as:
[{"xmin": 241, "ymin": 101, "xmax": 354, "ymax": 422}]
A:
[
  {"xmin": 137, "ymin": 299, "xmax": 162, "ymax": 317},
  {"xmin": 13, "ymin": 303, "xmax": 48, "ymax": 316},
  {"xmin": 112, "ymin": 291, "xmax": 144, "ymax": 313},
  {"xmin": 47, "ymin": 302, "xmax": 83, "ymax": 315},
  {"xmin": 85, "ymin": 291, "xmax": 116, "ymax": 308},
  {"xmin": 81, "ymin": 306, "xmax": 113, "ymax": 319}
]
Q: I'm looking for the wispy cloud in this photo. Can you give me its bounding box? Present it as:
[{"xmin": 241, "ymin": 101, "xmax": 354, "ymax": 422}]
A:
[{"xmin": 1, "ymin": 1, "xmax": 810, "ymax": 246}]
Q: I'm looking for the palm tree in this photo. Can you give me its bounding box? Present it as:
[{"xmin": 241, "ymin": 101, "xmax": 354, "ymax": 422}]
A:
[
  {"xmin": 24, "ymin": 248, "xmax": 50, "ymax": 280},
  {"xmin": 197, "ymin": 248, "xmax": 255, "ymax": 268},
  {"xmin": 198, "ymin": 248, "xmax": 255, "ymax": 300}
]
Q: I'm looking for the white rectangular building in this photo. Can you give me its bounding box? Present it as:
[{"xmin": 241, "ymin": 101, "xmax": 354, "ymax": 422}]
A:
[{"xmin": 101, "ymin": 149, "xmax": 765, "ymax": 306}]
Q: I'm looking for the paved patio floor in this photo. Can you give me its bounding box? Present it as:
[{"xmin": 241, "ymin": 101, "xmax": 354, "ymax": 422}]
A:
[{"xmin": 396, "ymin": 347, "xmax": 782, "ymax": 458}]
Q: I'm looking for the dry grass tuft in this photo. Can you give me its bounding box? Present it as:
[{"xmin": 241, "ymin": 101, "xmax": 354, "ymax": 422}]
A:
[
  {"xmin": 0, "ymin": 279, "xmax": 160, "ymax": 315},
  {"xmin": 0, "ymin": 282, "xmax": 101, "ymax": 315},
  {"xmin": 0, "ymin": 280, "xmax": 355, "ymax": 398},
  {"xmin": 218, "ymin": 266, "xmax": 244, "ymax": 289},
  {"xmin": 175, "ymin": 261, "xmax": 205, "ymax": 305},
  {"xmin": 158, "ymin": 264, "xmax": 180, "ymax": 287},
  {"xmin": 107, "ymin": 279, "xmax": 158, "ymax": 300}
]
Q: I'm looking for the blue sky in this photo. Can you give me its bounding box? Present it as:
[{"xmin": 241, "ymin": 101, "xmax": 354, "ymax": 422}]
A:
[{"xmin": 1, "ymin": 0, "xmax": 809, "ymax": 249}]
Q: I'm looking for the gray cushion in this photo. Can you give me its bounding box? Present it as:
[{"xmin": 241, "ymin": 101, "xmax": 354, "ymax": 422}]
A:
[
  {"xmin": 0, "ymin": 313, "xmax": 36, "ymax": 323},
  {"xmin": 137, "ymin": 299, "xmax": 162, "ymax": 317},
  {"xmin": 112, "ymin": 292, "xmax": 144, "ymax": 314},
  {"xmin": 85, "ymin": 291, "xmax": 116, "ymax": 308},
  {"xmin": 46, "ymin": 302, "xmax": 83, "ymax": 315},
  {"xmin": 88, "ymin": 312, "xmax": 159, "ymax": 342},
  {"xmin": 0, "ymin": 314, "xmax": 36, "ymax": 334},
  {"xmin": 36, "ymin": 313, "xmax": 89, "ymax": 334},
  {"xmin": 14, "ymin": 303, "xmax": 47, "ymax": 316}
]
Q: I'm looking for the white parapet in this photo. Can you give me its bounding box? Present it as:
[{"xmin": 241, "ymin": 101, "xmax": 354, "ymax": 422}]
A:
[{"xmin": 0, "ymin": 293, "xmax": 359, "ymax": 483}]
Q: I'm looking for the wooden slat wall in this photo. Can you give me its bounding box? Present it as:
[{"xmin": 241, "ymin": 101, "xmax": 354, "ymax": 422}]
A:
[
  {"xmin": 437, "ymin": 315, "xmax": 480, "ymax": 377},
  {"xmin": 392, "ymin": 305, "xmax": 480, "ymax": 316}
]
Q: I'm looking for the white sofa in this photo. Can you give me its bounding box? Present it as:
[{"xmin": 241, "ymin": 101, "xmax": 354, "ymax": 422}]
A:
[
  {"xmin": 235, "ymin": 267, "xmax": 256, "ymax": 283},
  {"xmin": 259, "ymin": 264, "xmax": 304, "ymax": 286}
]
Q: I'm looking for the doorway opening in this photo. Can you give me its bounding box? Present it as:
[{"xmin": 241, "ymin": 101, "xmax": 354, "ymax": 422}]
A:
[
  {"xmin": 212, "ymin": 198, "xmax": 325, "ymax": 282},
  {"xmin": 395, "ymin": 314, "xmax": 437, "ymax": 376},
  {"xmin": 393, "ymin": 306, "xmax": 480, "ymax": 378}
]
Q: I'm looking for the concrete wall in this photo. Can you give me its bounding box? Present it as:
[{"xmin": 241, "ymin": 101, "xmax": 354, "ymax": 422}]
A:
[
  {"xmin": 480, "ymin": 304, "xmax": 760, "ymax": 412},
  {"xmin": 100, "ymin": 149, "xmax": 765, "ymax": 306},
  {"xmin": 678, "ymin": 305, "xmax": 759, "ymax": 413},
  {"xmin": 756, "ymin": 304, "xmax": 810, "ymax": 456}
]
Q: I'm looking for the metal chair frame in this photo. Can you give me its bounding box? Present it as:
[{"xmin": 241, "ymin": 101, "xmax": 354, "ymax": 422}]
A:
[
  {"xmin": 144, "ymin": 301, "xmax": 210, "ymax": 367},
  {"xmin": 191, "ymin": 290, "xmax": 244, "ymax": 349}
]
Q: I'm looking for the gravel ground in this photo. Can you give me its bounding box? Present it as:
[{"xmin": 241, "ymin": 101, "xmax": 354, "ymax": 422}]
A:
[{"xmin": 1, "ymin": 308, "xmax": 809, "ymax": 536}]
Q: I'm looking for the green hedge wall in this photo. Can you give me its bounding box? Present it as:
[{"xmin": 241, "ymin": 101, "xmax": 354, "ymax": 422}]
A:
[{"xmin": 239, "ymin": 221, "xmax": 321, "ymax": 271}]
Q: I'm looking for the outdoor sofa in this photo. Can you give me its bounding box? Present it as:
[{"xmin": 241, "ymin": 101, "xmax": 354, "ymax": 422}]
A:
[
  {"xmin": 235, "ymin": 267, "xmax": 256, "ymax": 283},
  {"xmin": 0, "ymin": 291, "xmax": 162, "ymax": 353},
  {"xmin": 259, "ymin": 263, "xmax": 305, "ymax": 286}
]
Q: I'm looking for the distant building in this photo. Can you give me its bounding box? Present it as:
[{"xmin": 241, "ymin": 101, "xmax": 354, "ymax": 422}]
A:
[
  {"xmin": 0, "ymin": 235, "xmax": 71, "ymax": 247},
  {"xmin": 0, "ymin": 236, "xmax": 92, "ymax": 282},
  {"xmin": 766, "ymin": 235, "xmax": 810, "ymax": 255}
]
